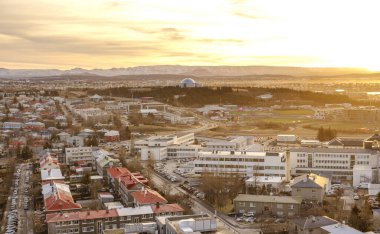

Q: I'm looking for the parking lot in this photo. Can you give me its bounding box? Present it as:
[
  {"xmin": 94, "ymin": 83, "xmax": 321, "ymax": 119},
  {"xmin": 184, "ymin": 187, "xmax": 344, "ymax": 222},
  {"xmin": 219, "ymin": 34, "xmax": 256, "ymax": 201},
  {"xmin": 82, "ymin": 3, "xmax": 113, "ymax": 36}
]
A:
[{"xmin": 1, "ymin": 163, "xmax": 34, "ymax": 234}]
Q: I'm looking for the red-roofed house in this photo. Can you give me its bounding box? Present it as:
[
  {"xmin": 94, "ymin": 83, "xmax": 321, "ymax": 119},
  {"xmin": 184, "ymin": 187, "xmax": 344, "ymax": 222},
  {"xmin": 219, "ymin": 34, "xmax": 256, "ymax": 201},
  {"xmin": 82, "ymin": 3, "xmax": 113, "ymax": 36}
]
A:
[
  {"xmin": 44, "ymin": 183, "xmax": 81, "ymax": 213},
  {"xmin": 106, "ymin": 167, "xmax": 131, "ymax": 194},
  {"xmin": 119, "ymin": 174, "xmax": 148, "ymax": 206},
  {"xmin": 151, "ymin": 203, "xmax": 184, "ymax": 217},
  {"xmin": 131, "ymin": 188, "xmax": 167, "ymax": 206}
]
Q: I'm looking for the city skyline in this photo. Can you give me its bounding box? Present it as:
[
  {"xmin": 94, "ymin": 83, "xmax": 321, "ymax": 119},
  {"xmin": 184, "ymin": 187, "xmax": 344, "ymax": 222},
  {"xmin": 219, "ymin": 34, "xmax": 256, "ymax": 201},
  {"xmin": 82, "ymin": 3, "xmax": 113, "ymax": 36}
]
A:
[{"xmin": 1, "ymin": 0, "xmax": 380, "ymax": 70}]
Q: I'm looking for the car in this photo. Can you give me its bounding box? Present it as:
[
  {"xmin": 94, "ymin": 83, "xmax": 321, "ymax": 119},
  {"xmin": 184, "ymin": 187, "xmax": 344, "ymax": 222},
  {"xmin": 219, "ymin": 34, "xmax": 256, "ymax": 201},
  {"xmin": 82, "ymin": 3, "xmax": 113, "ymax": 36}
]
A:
[
  {"xmin": 357, "ymin": 183, "xmax": 369, "ymax": 189},
  {"xmin": 236, "ymin": 217, "xmax": 244, "ymax": 222},
  {"xmin": 245, "ymin": 211, "xmax": 255, "ymax": 217},
  {"xmin": 353, "ymin": 194, "xmax": 360, "ymax": 200}
]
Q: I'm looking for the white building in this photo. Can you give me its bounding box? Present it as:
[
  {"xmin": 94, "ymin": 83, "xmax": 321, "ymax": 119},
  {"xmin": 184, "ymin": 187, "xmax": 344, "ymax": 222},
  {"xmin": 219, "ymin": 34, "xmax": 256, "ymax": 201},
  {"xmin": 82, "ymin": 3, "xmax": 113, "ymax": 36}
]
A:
[
  {"xmin": 65, "ymin": 147, "xmax": 94, "ymax": 166},
  {"xmin": 163, "ymin": 112, "xmax": 195, "ymax": 125},
  {"xmin": 194, "ymin": 150, "xmax": 289, "ymax": 179},
  {"xmin": 167, "ymin": 145, "xmax": 201, "ymax": 159},
  {"xmin": 179, "ymin": 78, "xmax": 201, "ymax": 88},
  {"xmin": 289, "ymin": 148, "xmax": 379, "ymax": 183},
  {"xmin": 203, "ymin": 136, "xmax": 254, "ymax": 151},
  {"xmin": 137, "ymin": 133, "xmax": 195, "ymax": 161}
]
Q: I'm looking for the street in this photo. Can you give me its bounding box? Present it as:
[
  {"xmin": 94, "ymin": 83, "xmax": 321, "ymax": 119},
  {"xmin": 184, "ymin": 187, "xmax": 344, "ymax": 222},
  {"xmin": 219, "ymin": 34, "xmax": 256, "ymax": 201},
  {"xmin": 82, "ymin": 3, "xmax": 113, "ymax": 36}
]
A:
[
  {"xmin": 151, "ymin": 171, "xmax": 262, "ymax": 234},
  {"xmin": 1, "ymin": 163, "xmax": 34, "ymax": 234}
]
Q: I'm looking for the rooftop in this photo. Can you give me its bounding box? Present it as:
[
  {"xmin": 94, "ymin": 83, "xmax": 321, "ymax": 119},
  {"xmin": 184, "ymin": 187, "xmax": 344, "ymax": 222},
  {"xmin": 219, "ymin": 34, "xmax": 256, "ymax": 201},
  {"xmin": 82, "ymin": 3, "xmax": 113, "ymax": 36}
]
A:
[
  {"xmin": 292, "ymin": 216, "xmax": 338, "ymax": 229},
  {"xmin": 234, "ymin": 194, "xmax": 302, "ymax": 204}
]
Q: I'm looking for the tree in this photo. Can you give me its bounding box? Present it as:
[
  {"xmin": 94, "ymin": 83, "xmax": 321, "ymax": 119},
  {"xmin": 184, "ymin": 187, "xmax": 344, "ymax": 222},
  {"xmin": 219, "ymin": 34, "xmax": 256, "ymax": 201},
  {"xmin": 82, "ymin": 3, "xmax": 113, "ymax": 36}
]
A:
[
  {"xmin": 128, "ymin": 156, "xmax": 143, "ymax": 172},
  {"xmin": 113, "ymin": 114, "xmax": 122, "ymax": 129},
  {"xmin": 21, "ymin": 145, "xmax": 33, "ymax": 160},
  {"xmin": 81, "ymin": 172, "xmax": 91, "ymax": 185},
  {"xmin": 119, "ymin": 148, "xmax": 128, "ymax": 167},
  {"xmin": 317, "ymin": 126, "xmax": 337, "ymax": 142},
  {"xmin": 85, "ymin": 136, "xmax": 98, "ymax": 147},
  {"xmin": 125, "ymin": 126, "xmax": 131, "ymax": 140},
  {"xmin": 376, "ymin": 192, "xmax": 380, "ymax": 203},
  {"xmin": 359, "ymin": 200, "xmax": 373, "ymax": 231},
  {"xmin": 13, "ymin": 95, "xmax": 17, "ymax": 104},
  {"xmin": 18, "ymin": 103, "xmax": 24, "ymax": 111}
]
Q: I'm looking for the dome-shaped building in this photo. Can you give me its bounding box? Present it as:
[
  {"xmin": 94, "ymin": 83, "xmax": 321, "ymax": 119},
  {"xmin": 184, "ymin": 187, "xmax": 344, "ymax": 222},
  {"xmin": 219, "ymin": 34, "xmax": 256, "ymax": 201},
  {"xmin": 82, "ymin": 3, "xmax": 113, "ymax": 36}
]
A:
[{"xmin": 179, "ymin": 78, "xmax": 201, "ymax": 88}]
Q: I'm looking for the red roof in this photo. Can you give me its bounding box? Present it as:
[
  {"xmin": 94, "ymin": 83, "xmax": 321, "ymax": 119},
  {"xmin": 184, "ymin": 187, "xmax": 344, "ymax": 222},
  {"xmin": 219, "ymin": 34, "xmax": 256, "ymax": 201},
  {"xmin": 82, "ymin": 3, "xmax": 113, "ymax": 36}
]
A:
[
  {"xmin": 107, "ymin": 167, "xmax": 131, "ymax": 179},
  {"xmin": 151, "ymin": 203, "xmax": 184, "ymax": 214},
  {"xmin": 44, "ymin": 183, "xmax": 81, "ymax": 212},
  {"xmin": 131, "ymin": 189, "xmax": 167, "ymax": 205},
  {"xmin": 46, "ymin": 209, "xmax": 118, "ymax": 223}
]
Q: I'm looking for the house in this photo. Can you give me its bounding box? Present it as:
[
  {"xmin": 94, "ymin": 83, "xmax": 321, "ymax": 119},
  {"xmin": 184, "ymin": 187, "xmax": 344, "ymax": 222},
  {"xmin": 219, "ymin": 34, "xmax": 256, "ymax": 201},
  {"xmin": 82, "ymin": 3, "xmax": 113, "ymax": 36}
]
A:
[
  {"xmin": 44, "ymin": 182, "xmax": 82, "ymax": 213},
  {"xmin": 290, "ymin": 216, "xmax": 364, "ymax": 234},
  {"xmin": 290, "ymin": 173, "xmax": 330, "ymax": 202},
  {"xmin": 151, "ymin": 203, "xmax": 184, "ymax": 217},
  {"xmin": 104, "ymin": 130, "xmax": 120, "ymax": 142},
  {"xmin": 233, "ymin": 194, "xmax": 302, "ymax": 217},
  {"xmin": 93, "ymin": 149, "xmax": 120, "ymax": 177},
  {"xmin": 119, "ymin": 173, "xmax": 149, "ymax": 205},
  {"xmin": 41, "ymin": 169, "xmax": 65, "ymax": 184},
  {"xmin": 131, "ymin": 188, "xmax": 168, "ymax": 206},
  {"xmin": 106, "ymin": 167, "xmax": 131, "ymax": 193}
]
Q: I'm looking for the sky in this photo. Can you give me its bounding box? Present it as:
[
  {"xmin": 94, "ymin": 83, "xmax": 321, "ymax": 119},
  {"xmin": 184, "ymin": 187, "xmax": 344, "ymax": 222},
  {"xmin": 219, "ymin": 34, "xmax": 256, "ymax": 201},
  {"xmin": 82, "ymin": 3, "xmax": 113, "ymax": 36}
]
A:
[{"xmin": 0, "ymin": 0, "xmax": 380, "ymax": 70}]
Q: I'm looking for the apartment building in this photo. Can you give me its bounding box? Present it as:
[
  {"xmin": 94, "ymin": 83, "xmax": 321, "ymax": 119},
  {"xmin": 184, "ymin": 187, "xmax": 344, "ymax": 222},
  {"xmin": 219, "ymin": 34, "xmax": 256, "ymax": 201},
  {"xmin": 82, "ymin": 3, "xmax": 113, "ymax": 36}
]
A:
[
  {"xmin": 46, "ymin": 206, "xmax": 155, "ymax": 234},
  {"xmin": 65, "ymin": 147, "xmax": 94, "ymax": 166},
  {"xmin": 289, "ymin": 148, "xmax": 379, "ymax": 183},
  {"xmin": 194, "ymin": 150, "xmax": 290, "ymax": 179},
  {"xmin": 43, "ymin": 182, "xmax": 82, "ymax": 214},
  {"xmin": 234, "ymin": 194, "xmax": 302, "ymax": 218}
]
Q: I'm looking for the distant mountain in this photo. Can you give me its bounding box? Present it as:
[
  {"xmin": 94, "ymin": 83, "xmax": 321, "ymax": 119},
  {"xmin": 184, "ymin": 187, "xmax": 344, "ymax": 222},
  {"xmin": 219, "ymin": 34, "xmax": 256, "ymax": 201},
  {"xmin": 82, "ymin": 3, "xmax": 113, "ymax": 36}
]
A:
[{"xmin": 0, "ymin": 65, "xmax": 371, "ymax": 79}]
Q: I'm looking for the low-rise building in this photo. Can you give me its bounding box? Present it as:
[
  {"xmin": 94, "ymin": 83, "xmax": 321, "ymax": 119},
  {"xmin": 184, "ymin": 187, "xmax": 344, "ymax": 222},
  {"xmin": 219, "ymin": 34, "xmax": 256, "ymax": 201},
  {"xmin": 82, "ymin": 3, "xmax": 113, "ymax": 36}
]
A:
[
  {"xmin": 194, "ymin": 150, "xmax": 289, "ymax": 179},
  {"xmin": 65, "ymin": 147, "xmax": 94, "ymax": 167},
  {"xmin": 233, "ymin": 194, "xmax": 302, "ymax": 217},
  {"xmin": 290, "ymin": 173, "xmax": 330, "ymax": 202}
]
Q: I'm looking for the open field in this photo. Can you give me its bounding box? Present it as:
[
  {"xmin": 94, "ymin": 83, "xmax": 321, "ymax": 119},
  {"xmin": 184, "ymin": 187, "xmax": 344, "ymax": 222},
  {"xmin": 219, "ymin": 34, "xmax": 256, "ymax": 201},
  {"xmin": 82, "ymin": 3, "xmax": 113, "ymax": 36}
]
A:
[{"xmin": 272, "ymin": 109, "xmax": 314, "ymax": 116}]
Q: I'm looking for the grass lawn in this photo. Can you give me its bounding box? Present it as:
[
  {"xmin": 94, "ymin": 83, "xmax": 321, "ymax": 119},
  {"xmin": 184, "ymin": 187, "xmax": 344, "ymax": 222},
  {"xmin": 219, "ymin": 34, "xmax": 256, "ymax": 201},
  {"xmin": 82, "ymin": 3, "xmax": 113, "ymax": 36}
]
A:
[{"xmin": 273, "ymin": 109, "xmax": 314, "ymax": 116}]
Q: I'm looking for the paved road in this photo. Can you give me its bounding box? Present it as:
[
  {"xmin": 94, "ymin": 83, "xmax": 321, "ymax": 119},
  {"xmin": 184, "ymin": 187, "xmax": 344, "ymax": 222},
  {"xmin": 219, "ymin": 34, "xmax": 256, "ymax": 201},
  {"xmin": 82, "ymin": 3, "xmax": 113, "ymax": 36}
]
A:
[
  {"xmin": 1, "ymin": 163, "xmax": 34, "ymax": 234},
  {"xmin": 151, "ymin": 171, "xmax": 262, "ymax": 234}
]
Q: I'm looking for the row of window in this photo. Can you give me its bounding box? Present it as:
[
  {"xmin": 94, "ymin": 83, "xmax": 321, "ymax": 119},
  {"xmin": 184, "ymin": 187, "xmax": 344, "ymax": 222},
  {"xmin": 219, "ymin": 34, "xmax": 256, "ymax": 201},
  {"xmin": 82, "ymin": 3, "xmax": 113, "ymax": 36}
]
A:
[{"xmin": 199, "ymin": 157, "xmax": 265, "ymax": 162}]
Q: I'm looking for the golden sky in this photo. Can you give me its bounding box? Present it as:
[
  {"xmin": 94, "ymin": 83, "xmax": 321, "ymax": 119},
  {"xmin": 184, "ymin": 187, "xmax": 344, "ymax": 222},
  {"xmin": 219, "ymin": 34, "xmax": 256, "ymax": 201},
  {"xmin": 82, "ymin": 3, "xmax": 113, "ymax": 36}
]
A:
[{"xmin": 1, "ymin": 0, "xmax": 380, "ymax": 70}]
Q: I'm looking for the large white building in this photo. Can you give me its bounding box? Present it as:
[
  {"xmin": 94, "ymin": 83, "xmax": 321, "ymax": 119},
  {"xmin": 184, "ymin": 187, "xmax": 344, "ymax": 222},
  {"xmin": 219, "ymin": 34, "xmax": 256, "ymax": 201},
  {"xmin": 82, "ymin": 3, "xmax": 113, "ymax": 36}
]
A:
[
  {"xmin": 136, "ymin": 133, "xmax": 196, "ymax": 161},
  {"xmin": 193, "ymin": 150, "xmax": 289, "ymax": 180},
  {"xmin": 65, "ymin": 147, "xmax": 94, "ymax": 166},
  {"xmin": 203, "ymin": 136, "xmax": 254, "ymax": 151},
  {"xmin": 289, "ymin": 148, "xmax": 380, "ymax": 183}
]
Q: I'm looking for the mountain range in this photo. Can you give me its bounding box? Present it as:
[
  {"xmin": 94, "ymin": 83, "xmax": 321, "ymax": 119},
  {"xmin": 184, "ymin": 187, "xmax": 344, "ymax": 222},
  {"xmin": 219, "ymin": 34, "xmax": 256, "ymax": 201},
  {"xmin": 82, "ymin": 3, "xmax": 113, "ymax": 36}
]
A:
[{"xmin": 0, "ymin": 65, "xmax": 372, "ymax": 79}]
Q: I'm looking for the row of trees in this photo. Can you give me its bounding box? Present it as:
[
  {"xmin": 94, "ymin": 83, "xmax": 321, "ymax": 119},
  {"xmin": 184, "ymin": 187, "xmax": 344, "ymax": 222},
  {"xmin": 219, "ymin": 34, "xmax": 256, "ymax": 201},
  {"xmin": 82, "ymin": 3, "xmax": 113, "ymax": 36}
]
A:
[
  {"xmin": 349, "ymin": 202, "xmax": 372, "ymax": 232},
  {"xmin": 87, "ymin": 86, "xmax": 371, "ymax": 107},
  {"xmin": 200, "ymin": 172, "xmax": 244, "ymax": 210},
  {"xmin": 317, "ymin": 126, "xmax": 337, "ymax": 142}
]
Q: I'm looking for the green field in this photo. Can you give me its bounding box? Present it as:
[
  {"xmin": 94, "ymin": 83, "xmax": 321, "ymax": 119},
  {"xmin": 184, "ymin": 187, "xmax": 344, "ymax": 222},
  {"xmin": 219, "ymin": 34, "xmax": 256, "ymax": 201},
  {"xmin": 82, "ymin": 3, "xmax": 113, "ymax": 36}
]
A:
[{"xmin": 273, "ymin": 109, "xmax": 314, "ymax": 116}]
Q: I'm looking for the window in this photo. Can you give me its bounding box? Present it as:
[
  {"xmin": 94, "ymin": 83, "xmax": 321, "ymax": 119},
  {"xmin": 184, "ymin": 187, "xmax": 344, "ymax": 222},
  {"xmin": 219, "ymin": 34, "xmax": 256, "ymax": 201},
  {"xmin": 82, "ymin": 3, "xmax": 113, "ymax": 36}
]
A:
[
  {"xmin": 239, "ymin": 202, "xmax": 245, "ymax": 206},
  {"xmin": 82, "ymin": 227, "xmax": 94, "ymax": 232},
  {"xmin": 250, "ymin": 202, "xmax": 255, "ymax": 207},
  {"xmin": 289, "ymin": 204, "xmax": 294, "ymax": 210},
  {"xmin": 277, "ymin": 204, "xmax": 283, "ymax": 209}
]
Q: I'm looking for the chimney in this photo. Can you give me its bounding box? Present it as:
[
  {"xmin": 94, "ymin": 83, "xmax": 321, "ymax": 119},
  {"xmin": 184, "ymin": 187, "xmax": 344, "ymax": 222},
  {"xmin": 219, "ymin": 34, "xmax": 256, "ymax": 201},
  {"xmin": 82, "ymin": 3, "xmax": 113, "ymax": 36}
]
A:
[
  {"xmin": 156, "ymin": 202, "xmax": 160, "ymax": 209},
  {"xmin": 87, "ymin": 210, "xmax": 90, "ymax": 215},
  {"xmin": 144, "ymin": 190, "xmax": 147, "ymax": 197},
  {"xmin": 106, "ymin": 208, "xmax": 109, "ymax": 213}
]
